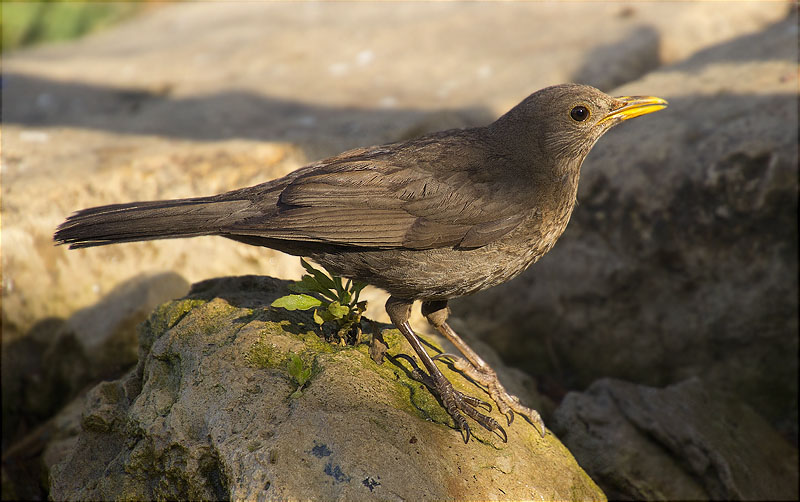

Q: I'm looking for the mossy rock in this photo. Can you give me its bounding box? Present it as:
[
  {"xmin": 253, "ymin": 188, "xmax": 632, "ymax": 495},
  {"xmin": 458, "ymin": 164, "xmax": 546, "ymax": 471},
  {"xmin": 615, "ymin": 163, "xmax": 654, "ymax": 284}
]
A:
[{"xmin": 49, "ymin": 276, "xmax": 604, "ymax": 501}]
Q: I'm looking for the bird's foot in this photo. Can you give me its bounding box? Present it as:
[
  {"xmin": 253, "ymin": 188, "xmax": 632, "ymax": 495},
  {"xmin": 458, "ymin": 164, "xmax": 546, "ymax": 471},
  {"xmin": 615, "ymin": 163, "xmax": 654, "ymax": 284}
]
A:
[
  {"xmin": 433, "ymin": 353, "xmax": 546, "ymax": 437},
  {"xmin": 398, "ymin": 354, "xmax": 506, "ymax": 443}
]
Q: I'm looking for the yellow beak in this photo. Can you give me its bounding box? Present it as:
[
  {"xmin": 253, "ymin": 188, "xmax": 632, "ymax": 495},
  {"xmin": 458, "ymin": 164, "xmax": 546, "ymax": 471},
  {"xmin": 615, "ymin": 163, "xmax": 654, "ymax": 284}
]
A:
[{"xmin": 599, "ymin": 96, "xmax": 668, "ymax": 124}]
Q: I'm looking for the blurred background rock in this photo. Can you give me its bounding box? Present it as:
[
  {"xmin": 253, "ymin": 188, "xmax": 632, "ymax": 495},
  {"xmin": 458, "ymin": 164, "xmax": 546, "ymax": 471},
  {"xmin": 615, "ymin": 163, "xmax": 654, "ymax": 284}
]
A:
[{"xmin": 2, "ymin": 2, "xmax": 797, "ymax": 500}]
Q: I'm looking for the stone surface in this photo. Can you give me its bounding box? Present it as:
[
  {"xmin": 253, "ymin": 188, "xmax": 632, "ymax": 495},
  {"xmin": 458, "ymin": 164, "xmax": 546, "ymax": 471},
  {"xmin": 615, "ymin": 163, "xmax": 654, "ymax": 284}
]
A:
[
  {"xmin": 453, "ymin": 14, "xmax": 799, "ymax": 440},
  {"xmin": 2, "ymin": 272, "xmax": 188, "ymax": 448},
  {"xmin": 553, "ymin": 378, "xmax": 799, "ymax": 500},
  {"xmin": 48, "ymin": 276, "xmax": 603, "ymax": 501},
  {"xmin": 1, "ymin": 395, "xmax": 84, "ymax": 501},
  {"xmin": 1, "ymin": 136, "xmax": 309, "ymax": 343}
]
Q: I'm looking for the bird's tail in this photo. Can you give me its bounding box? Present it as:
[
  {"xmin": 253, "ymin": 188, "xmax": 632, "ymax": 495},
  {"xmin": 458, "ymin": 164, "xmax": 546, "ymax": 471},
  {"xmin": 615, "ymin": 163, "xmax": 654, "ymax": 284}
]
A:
[{"xmin": 54, "ymin": 196, "xmax": 254, "ymax": 249}]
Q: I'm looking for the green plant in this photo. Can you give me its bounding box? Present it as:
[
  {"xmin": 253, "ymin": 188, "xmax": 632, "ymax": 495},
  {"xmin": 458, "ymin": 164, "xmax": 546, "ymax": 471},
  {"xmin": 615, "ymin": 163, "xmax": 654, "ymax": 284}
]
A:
[
  {"xmin": 286, "ymin": 353, "xmax": 313, "ymax": 398},
  {"xmin": 2, "ymin": 2, "xmax": 143, "ymax": 52},
  {"xmin": 271, "ymin": 259, "xmax": 367, "ymax": 345}
]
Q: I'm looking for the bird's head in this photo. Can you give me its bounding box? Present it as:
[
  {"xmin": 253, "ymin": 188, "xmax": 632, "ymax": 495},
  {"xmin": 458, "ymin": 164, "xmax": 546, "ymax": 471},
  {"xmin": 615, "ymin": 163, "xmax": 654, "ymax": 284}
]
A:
[{"xmin": 491, "ymin": 83, "xmax": 667, "ymax": 175}]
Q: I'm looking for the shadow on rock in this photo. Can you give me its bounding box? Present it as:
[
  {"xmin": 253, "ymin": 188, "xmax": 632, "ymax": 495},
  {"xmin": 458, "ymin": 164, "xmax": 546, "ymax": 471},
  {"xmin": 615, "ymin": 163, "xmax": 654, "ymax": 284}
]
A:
[
  {"xmin": 553, "ymin": 378, "xmax": 799, "ymax": 500},
  {"xmin": 571, "ymin": 24, "xmax": 661, "ymax": 92},
  {"xmin": 3, "ymin": 72, "xmax": 494, "ymax": 152},
  {"xmin": 2, "ymin": 272, "xmax": 189, "ymax": 500}
]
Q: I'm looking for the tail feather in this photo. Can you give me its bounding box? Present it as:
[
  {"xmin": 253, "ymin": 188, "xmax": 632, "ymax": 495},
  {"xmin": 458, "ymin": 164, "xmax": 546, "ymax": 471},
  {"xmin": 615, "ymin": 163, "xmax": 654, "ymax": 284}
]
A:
[{"xmin": 54, "ymin": 197, "xmax": 254, "ymax": 249}]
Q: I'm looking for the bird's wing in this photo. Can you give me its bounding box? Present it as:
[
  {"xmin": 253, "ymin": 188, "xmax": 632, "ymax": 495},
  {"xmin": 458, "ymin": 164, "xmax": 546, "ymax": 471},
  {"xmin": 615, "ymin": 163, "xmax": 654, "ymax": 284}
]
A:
[{"xmin": 225, "ymin": 146, "xmax": 527, "ymax": 250}]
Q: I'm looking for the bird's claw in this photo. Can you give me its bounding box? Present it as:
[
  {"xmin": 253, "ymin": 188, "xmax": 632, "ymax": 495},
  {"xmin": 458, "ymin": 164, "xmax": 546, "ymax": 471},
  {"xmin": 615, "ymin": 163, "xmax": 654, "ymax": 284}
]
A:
[
  {"xmin": 458, "ymin": 418, "xmax": 471, "ymax": 444},
  {"xmin": 456, "ymin": 414, "xmax": 505, "ymax": 444},
  {"xmin": 445, "ymin": 357, "xmax": 545, "ymax": 436},
  {"xmin": 496, "ymin": 396, "xmax": 545, "ymax": 437},
  {"xmin": 395, "ymin": 353, "xmax": 509, "ymax": 442},
  {"xmin": 432, "ymin": 352, "xmax": 460, "ymax": 362},
  {"xmin": 495, "ymin": 424, "xmax": 508, "ymax": 443},
  {"xmin": 460, "ymin": 393, "xmax": 492, "ymax": 413},
  {"xmin": 399, "ymin": 354, "xmax": 507, "ymax": 442},
  {"xmin": 436, "ymin": 374, "xmax": 506, "ymax": 443}
]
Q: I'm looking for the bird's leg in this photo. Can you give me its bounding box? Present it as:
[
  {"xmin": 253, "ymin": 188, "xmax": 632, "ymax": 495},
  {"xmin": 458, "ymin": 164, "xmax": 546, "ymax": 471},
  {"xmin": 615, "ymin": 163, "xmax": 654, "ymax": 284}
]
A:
[
  {"xmin": 385, "ymin": 296, "xmax": 506, "ymax": 443},
  {"xmin": 421, "ymin": 300, "xmax": 546, "ymax": 437}
]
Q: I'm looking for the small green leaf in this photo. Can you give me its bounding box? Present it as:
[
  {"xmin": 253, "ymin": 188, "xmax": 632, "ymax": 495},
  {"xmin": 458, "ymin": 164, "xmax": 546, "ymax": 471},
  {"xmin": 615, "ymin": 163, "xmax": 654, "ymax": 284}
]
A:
[
  {"xmin": 299, "ymin": 257, "xmax": 315, "ymax": 274},
  {"xmin": 300, "ymin": 258, "xmax": 337, "ymax": 290},
  {"xmin": 317, "ymin": 309, "xmax": 335, "ymax": 322},
  {"xmin": 333, "ymin": 275, "xmax": 345, "ymax": 295},
  {"xmin": 352, "ymin": 281, "xmax": 367, "ymax": 303},
  {"xmin": 327, "ymin": 301, "xmax": 350, "ymax": 319},
  {"xmin": 287, "ymin": 280, "xmax": 315, "ymax": 294},
  {"xmin": 287, "ymin": 353, "xmax": 311, "ymax": 386},
  {"xmin": 281, "ymin": 259, "xmax": 372, "ymax": 346},
  {"xmin": 287, "ymin": 354, "xmax": 301, "ymax": 378},
  {"xmin": 287, "ymin": 283, "xmax": 305, "ymax": 293},
  {"xmin": 271, "ymin": 294, "xmax": 322, "ymax": 311},
  {"xmin": 289, "ymin": 276, "xmax": 338, "ymax": 301}
]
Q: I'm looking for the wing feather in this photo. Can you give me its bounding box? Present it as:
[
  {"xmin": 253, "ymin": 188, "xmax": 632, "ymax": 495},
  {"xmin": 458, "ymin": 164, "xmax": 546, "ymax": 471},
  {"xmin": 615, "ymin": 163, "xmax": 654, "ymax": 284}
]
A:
[{"xmin": 225, "ymin": 138, "xmax": 527, "ymax": 249}]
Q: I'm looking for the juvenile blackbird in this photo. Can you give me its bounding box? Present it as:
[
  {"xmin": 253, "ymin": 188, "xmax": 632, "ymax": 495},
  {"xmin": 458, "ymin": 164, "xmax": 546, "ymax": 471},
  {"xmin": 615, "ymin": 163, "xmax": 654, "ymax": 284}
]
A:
[{"xmin": 55, "ymin": 84, "xmax": 667, "ymax": 443}]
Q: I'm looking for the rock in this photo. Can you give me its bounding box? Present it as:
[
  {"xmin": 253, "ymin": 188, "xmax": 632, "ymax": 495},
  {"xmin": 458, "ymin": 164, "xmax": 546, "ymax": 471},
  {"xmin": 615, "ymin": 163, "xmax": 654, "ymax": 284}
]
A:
[
  {"xmin": 453, "ymin": 14, "xmax": 799, "ymax": 440},
  {"xmin": 2, "ymin": 274, "xmax": 188, "ymax": 500},
  {"xmin": 63, "ymin": 271, "xmax": 191, "ymax": 377},
  {"xmin": 552, "ymin": 378, "xmax": 799, "ymax": 500},
  {"xmin": 2, "ymin": 272, "xmax": 189, "ymax": 450},
  {"xmin": 1, "ymin": 395, "xmax": 84, "ymax": 501},
  {"xmin": 48, "ymin": 276, "xmax": 602, "ymax": 500},
  {"xmin": 0, "ymin": 135, "xmax": 309, "ymax": 343},
  {"xmin": 571, "ymin": 25, "xmax": 660, "ymax": 92}
]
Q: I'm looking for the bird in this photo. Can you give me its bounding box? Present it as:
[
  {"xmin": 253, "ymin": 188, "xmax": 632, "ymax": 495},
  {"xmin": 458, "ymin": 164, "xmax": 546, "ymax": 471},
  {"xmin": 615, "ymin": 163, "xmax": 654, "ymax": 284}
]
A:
[{"xmin": 55, "ymin": 83, "xmax": 667, "ymax": 443}]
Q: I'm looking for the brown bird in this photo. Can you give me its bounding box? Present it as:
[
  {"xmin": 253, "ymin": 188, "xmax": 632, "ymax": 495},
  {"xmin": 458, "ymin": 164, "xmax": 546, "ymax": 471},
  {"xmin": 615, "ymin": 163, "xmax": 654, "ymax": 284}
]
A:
[{"xmin": 55, "ymin": 84, "xmax": 667, "ymax": 443}]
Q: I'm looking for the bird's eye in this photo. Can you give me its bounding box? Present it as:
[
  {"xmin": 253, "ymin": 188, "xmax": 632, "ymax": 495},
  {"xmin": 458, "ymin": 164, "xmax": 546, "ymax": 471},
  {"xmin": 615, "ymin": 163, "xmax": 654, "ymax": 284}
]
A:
[{"xmin": 570, "ymin": 105, "xmax": 590, "ymax": 122}]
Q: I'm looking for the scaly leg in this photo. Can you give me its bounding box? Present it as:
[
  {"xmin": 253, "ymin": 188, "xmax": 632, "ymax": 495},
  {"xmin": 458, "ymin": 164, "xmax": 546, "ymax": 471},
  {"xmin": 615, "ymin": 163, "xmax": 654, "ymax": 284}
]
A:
[
  {"xmin": 386, "ymin": 296, "xmax": 506, "ymax": 443},
  {"xmin": 422, "ymin": 300, "xmax": 546, "ymax": 437}
]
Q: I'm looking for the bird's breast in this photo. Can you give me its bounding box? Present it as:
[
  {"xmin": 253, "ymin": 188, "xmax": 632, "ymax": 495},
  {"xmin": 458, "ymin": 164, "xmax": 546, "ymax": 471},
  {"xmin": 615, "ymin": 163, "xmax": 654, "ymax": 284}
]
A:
[{"xmin": 310, "ymin": 177, "xmax": 581, "ymax": 300}]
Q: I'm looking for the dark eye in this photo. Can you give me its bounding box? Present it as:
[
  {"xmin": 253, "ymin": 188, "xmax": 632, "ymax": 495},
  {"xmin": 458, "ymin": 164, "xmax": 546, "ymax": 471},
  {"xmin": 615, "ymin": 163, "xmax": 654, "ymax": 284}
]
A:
[{"xmin": 570, "ymin": 105, "xmax": 590, "ymax": 122}]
